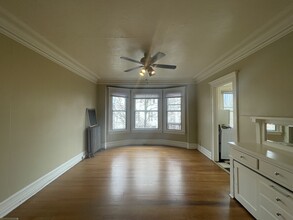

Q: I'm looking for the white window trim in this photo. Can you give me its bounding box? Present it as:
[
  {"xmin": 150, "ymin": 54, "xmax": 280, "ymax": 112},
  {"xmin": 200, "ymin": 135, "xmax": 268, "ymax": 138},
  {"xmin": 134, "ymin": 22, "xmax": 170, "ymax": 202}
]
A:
[
  {"xmin": 163, "ymin": 87, "xmax": 186, "ymax": 134},
  {"xmin": 108, "ymin": 87, "xmax": 130, "ymax": 133}
]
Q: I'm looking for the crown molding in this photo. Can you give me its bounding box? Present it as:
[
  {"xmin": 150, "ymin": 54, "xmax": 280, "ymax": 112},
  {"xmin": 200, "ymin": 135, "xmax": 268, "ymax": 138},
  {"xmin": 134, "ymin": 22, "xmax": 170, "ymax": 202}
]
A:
[
  {"xmin": 97, "ymin": 79, "xmax": 195, "ymax": 86},
  {"xmin": 0, "ymin": 7, "xmax": 99, "ymax": 84},
  {"xmin": 194, "ymin": 5, "xmax": 293, "ymax": 83}
]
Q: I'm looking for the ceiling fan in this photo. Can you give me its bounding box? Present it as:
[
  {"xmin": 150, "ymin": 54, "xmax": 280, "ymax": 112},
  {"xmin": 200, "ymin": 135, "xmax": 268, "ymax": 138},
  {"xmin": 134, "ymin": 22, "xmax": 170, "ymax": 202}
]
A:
[{"xmin": 120, "ymin": 52, "xmax": 176, "ymax": 77}]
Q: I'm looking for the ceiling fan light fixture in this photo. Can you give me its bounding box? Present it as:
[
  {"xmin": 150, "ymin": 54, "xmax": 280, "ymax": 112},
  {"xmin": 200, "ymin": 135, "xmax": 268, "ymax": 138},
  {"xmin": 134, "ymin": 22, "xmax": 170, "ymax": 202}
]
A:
[
  {"xmin": 149, "ymin": 71, "xmax": 155, "ymax": 76},
  {"xmin": 121, "ymin": 52, "xmax": 175, "ymax": 77},
  {"xmin": 148, "ymin": 67, "xmax": 155, "ymax": 76},
  {"xmin": 139, "ymin": 68, "xmax": 146, "ymax": 76}
]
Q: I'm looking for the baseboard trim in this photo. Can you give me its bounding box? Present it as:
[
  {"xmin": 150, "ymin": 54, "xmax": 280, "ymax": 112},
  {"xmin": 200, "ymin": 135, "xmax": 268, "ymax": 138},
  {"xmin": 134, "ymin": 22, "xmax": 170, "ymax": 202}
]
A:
[
  {"xmin": 106, "ymin": 139, "xmax": 196, "ymax": 150},
  {"xmin": 187, "ymin": 143, "xmax": 198, "ymax": 149},
  {"xmin": 197, "ymin": 145, "xmax": 212, "ymax": 159},
  {"xmin": 0, "ymin": 152, "xmax": 85, "ymax": 218}
]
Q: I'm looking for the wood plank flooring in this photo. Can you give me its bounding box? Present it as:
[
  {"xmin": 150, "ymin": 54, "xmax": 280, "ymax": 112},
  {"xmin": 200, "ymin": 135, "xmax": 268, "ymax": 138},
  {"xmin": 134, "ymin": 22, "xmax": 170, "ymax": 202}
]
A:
[{"xmin": 6, "ymin": 146, "xmax": 254, "ymax": 220}]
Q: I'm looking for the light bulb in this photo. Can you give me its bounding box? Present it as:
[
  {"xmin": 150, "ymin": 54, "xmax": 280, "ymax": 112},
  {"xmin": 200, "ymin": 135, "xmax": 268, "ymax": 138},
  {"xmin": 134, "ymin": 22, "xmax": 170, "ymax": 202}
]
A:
[{"xmin": 148, "ymin": 67, "xmax": 155, "ymax": 76}]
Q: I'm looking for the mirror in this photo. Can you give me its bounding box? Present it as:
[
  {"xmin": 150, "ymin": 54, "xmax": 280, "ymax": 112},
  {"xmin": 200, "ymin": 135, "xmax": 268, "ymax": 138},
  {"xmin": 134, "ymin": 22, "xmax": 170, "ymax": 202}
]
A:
[{"xmin": 265, "ymin": 123, "xmax": 293, "ymax": 146}]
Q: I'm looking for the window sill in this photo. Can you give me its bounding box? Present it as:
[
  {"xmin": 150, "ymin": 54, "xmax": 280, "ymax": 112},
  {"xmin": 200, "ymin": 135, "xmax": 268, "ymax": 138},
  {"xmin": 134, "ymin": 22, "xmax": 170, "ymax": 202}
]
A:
[
  {"xmin": 108, "ymin": 129, "xmax": 130, "ymax": 134},
  {"xmin": 131, "ymin": 129, "xmax": 162, "ymax": 133},
  {"xmin": 163, "ymin": 130, "xmax": 186, "ymax": 135}
]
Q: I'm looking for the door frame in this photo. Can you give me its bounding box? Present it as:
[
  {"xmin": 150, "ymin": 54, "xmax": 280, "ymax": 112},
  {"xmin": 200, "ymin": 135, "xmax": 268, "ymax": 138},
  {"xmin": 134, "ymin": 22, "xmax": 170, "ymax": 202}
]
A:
[{"xmin": 209, "ymin": 71, "xmax": 238, "ymax": 161}]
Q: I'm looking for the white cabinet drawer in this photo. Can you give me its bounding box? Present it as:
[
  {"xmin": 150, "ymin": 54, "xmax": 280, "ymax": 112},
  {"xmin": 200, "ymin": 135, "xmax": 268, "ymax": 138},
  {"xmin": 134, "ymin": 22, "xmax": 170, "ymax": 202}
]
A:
[
  {"xmin": 259, "ymin": 160, "xmax": 293, "ymax": 191},
  {"xmin": 260, "ymin": 206, "xmax": 289, "ymax": 220},
  {"xmin": 231, "ymin": 148, "xmax": 258, "ymax": 169},
  {"xmin": 259, "ymin": 177, "xmax": 293, "ymax": 215},
  {"xmin": 260, "ymin": 194, "xmax": 293, "ymax": 220}
]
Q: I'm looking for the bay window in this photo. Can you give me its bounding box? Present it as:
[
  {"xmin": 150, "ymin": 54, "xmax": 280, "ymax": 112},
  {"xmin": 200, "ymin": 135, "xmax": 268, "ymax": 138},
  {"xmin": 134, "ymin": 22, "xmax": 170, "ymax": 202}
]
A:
[{"xmin": 108, "ymin": 86, "xmax": 185, "ymax": 134}]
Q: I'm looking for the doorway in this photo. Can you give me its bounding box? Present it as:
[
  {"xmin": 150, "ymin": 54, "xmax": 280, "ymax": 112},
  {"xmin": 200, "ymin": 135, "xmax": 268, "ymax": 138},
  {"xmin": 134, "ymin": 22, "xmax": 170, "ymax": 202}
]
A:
[{"xmin": 209, "ymin": 72, "xmax": 238, "ymax": 168}]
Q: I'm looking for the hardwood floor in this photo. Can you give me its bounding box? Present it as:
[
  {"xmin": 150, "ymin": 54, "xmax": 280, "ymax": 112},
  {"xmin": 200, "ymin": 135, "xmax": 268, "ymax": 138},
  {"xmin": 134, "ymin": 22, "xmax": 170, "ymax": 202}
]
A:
[{"xmin": 6, "ymin": 146, "xmax": 254, "ymax": 220}]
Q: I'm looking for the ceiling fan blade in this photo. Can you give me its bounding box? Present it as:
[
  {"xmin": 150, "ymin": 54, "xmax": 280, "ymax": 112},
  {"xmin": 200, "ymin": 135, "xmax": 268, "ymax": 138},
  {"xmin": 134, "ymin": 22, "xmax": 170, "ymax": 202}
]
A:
[
  {"xmin": 150, "ymin": 52, "xmax": 166, "ymax": 64},
  {"xmin": 152, "ymin": 64, "xmax": 176, "ymax": 69},
  {"xmin": 124, "ymin": 65, "xmax": 143, "ymax": 72},
  {"xmin": 120, "ymin": 56, "xmax": 142, "ymax": 64}
]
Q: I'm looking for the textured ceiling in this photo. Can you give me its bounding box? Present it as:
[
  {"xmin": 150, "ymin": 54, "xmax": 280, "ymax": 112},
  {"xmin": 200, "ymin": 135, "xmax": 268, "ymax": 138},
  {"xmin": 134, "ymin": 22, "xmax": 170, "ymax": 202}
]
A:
[{"xmin": 0, "ymin": 0, "xmax": 292, "ymax": 84}]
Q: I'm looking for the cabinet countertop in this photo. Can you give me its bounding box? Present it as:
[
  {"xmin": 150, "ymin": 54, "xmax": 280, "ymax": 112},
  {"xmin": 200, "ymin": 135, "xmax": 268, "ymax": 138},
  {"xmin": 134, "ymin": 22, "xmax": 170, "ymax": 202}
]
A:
[{"xmin": 229, "ymin": 142, "xmax": 293, "ymax": 172}]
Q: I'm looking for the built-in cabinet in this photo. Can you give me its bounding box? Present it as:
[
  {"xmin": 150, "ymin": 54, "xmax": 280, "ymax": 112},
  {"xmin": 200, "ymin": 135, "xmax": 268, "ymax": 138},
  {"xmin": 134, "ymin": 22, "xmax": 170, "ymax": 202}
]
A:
[
  {"xmin": 234, "ymin": 161, "xmax": 259, "ymax": 217},
  {"xmin": 259, "ymin": 176, "xmax": 293, "ymax": 220},
  {"xmin": 230, "ymin": 142, "xmax": 293, "ymax": 220}
]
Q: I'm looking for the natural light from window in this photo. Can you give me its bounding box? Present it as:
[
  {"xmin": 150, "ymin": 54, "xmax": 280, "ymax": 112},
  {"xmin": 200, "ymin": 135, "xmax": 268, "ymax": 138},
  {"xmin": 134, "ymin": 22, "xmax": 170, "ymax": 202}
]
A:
[
  {"xmin": 112, "ymin": 96, "xmax": 127, "ymax": 130},
  {"xmin": 134, "ymin": 98, "xmax": 158, "ymax": 129},
  {"xmin": 266, "ymin": 123, "xmax": 276, "ymax": 131},
  {"xmin": 167, "ymin": 97, "xmax": 181, "ymax": 130},
  {"xmin": 108, "ymin": 86, "xmax": 185, "ymax": 134},
  {"xmin": 223, "ymin": 92, "xmax": 233, "ymax": 127}
]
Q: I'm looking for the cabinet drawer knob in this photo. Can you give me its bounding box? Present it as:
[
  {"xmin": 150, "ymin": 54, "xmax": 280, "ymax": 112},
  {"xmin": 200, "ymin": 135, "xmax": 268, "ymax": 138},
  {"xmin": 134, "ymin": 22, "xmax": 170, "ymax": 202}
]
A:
[
  {"xmin": 275, "ymin": 197, "xmax": 281, "ymax": 202},
  {"xmin": 270, "ymin": 185, "xmax": 291, "ymax": 198},
  {"xmin": 274, "ymin": 172, "xmax": 280, "ymax": 176}
]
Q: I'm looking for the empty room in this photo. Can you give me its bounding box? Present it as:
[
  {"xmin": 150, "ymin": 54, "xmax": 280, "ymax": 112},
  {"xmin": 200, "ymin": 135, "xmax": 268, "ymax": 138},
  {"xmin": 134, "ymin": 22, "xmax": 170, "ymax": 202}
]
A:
[{"xmin": 0, "ymin": 1, "xmax": 292, "ymax": 219}]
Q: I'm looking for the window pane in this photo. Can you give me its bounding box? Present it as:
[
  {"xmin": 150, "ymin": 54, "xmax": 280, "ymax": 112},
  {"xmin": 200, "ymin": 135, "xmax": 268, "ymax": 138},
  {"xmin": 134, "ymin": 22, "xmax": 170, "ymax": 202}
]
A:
[
  {"xmin": 135, "ymin": 99, "xmax": 145, "ymax": 110},
  {"xmin": 146, "ymin": 112, "xmax": 158, "ymax": 128},
  {"xmin": 168, "ymin": 124, "xmax": 181, "ymax": 130},
  {"xmin": 167, "ymin": 98, "xmax": 181, "ymax": 111},
  {"xmin": 146, "ymin": 99, "xmax": 158, "ymax": 110},
  {"xmin": 168, "ymin": 112, "xmax": 181, "ymax": 124},
  {"xmin": 135, "ymin": 112, "xmax": 145, "ymax": 128},
  {"xmin": 168, "ymin": 104, "xmax": 181, "ymax": 111},
  {"xmin": 112, "ymin": 96, "xmax": 126, "ymax": 110},
  {"xmin": 223, "ymin": 93, "xmax": 233, "ymax": 110},
  {"xmin": 112, "ymin": 96, "xmax": 127, "ymax": 130},
  {"xmin": 167, "ymin": 97, "xmax": 182, "ymax": 131},
  {"xmin": 112, "ymin": 112, "xmax": 126, "ymax": 129},
  {"xmin": 168, "ymin": 97, "xmax": 181, "ymax": 105},
  {"xmin": 135, "ymin": 98, "xmax": 159, "ymax": 129},
  {"xmin": 266, "ymin": 123, "xmax": 276, "ymax": 131}
]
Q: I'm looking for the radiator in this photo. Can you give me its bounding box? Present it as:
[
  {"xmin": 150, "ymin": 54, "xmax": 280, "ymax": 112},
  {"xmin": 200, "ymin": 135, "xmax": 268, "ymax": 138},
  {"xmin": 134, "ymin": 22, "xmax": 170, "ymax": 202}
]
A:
[{"xmin": 87, "ymin": 124, "xmax": 101, "ymax": 157}]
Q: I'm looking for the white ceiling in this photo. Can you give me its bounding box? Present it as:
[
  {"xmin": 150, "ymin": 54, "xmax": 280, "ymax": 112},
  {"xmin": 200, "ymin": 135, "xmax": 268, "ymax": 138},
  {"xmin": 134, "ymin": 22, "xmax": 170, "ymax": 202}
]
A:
[{"xmin": 0, "ymin": 0, "xmax": 293, "ymax": 84}]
